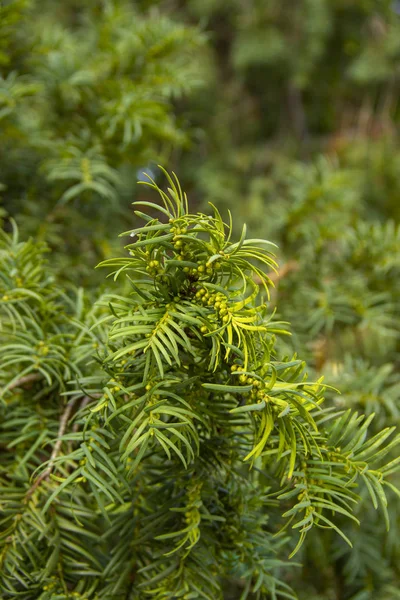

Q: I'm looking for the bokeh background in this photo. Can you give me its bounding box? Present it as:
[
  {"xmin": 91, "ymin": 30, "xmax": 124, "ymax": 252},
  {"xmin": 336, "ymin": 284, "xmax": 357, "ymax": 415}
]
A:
[{"xmin": 1, "ymin": 1, "xmax": 400, "ymax": 598}]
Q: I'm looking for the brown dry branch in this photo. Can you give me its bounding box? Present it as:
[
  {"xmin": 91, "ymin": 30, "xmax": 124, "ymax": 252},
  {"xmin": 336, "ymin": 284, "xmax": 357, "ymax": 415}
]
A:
[
  {"xmin": 7, "ymin": 373, "xmax": 42, "ymax": 392},
  {"xmin": 255, "ymin": 260, "xmax": 299, "ymax": 286},
  {"xmin": 268, "ymin": 260, "xmax": 299, "ymax": 283},
  {"xmin": 25, "ymin": 396, "xmax": 82, "ymax": 500}
]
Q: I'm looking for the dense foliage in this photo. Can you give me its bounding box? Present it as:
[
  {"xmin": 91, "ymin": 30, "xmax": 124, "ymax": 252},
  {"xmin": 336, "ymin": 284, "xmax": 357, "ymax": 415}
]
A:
[
  {"xmin": 1, "ymin": 1, "xmax": 400, "ymax": 599},
  {"xmin": 0, "ymin": 0, "xmax": 206, "ymax": 282},
  {"xmin": 1, "ymin": 174, "xmax": 399, "ymax": 600}
]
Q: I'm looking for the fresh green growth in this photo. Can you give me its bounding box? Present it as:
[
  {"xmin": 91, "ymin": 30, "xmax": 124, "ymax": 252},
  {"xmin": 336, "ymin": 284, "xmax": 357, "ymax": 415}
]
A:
[{"xmin": 1, "ymin": 172, "xmax": 399, "ymax": 599}]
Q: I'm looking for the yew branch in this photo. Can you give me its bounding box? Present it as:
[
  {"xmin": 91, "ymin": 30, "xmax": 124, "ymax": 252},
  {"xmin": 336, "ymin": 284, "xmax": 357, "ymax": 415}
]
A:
[{"xmin": 25, "ymin": 397, "xmax": 80, "ymax": 499}]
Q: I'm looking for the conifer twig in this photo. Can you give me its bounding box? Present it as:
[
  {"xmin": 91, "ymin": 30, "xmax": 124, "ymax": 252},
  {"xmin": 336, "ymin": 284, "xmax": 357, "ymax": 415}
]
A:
[
  {"xmin": 255, "ymin": 260, "xmax": 299, "ymax": 285},
  {"xmin": 8, "ymin": 373, "xmax": 42, "ymax": 391},
  {"xmin": 25, "ymin": 397, "xmax": 81, "ymax": 499},
  {"xmin": 268, "ymin": 260, "xmax": 299, "ymax": 283}
]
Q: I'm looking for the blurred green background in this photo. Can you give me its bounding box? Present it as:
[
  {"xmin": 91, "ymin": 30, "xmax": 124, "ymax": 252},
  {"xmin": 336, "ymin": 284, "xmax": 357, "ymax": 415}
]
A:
[{"xmin": 1, "ymin": 1, "xmax": 400, "ymax": 598}]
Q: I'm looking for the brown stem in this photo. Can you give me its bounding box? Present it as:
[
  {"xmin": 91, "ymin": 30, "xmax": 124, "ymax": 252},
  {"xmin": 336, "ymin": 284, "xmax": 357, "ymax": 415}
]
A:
[
  {"xmin": 8, "ymin": 373, "xmax": 41, "ymax": 392},
  {"xmin": 255, "ymin": 260, "xmax": 299, "ymax": 286},
  {"xmin": 268, "ymin": 260, "xmax": 299, "ymax": 284},
  {"xmin": 25, "ymin": 397, "xmax": 79, "ymax": 500}
]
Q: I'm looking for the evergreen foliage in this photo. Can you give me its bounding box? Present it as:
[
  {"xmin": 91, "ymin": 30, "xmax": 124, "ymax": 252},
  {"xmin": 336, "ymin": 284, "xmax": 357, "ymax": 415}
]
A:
[
  {"xmin": 248, "ymin": 153, "xmax": 400, "ymax": 599},
  {"xmin": 2, "ymin": 1, "xmax": 400, "ymax": 598},
  {"xmin": 1, "ymin": 174, "xmax": 400, "ymax": 599}
]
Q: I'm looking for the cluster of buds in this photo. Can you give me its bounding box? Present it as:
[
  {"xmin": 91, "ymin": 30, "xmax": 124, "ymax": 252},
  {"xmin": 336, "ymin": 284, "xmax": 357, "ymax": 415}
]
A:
[
  {"xmin": 171, "ymin": 224, "xmax": 188, "ymax": 255},
  {"xmin": 171, "ymin": 223, "xmax": 224, "ymax": 282},
  {"xmin": 146, "ymin": 258, "xmax": 163, "ymax": 278},
  {"xmin": 328, "ymin": 448, "xmax": 346, "ymax": 464},
  {"xmin": 181, "ymin": 258, "xmax": 222, "ymax": 280},
  {"xmin": 231, "ymin": 364, "xmax": 265, "ymax": 401},
  {"xmin": 36, "ymin": 340, "xmax": 49, "ymax": 356},
  {"xmin": 81, "ymin": 156, "xmax": 92, "ymax": 184},
  {"xmin": 184, "ymin": 483, "xmax": 202, "ymax": 544},
  {"xmin": 195, "ymin": 288, "xmax": 230, "ymax": 324},
  {"xmin": 109, "ymin": 379, "xmax": 121, "ymax": 393},
  {"xmin": 42, "ymin": 579, "xmax": 58, "ymax": 592},
  {"xmin": 171, "ymin": 224, "xmax": 187, "ymax": 239}
]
